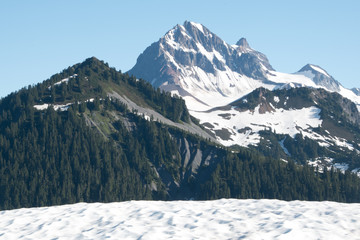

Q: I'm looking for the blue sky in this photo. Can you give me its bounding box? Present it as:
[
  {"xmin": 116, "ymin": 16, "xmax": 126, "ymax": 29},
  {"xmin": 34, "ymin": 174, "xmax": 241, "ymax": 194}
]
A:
[{"xmin": 1, "ymin": 0, "xmax": 359, "ymax": 98}]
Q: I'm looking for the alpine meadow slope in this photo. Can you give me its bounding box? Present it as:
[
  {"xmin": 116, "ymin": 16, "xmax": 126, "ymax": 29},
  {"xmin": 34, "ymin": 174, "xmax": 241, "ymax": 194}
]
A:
[{"xmin": 128, "ymin": 21, "xmax": 360, "ymax": 174}]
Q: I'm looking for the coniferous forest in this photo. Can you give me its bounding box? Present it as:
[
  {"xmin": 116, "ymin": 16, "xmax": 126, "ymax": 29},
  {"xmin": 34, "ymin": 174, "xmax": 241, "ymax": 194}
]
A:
[{"xmin": 0, "ymin": 57, "xmax": 359, "ymax": 210}]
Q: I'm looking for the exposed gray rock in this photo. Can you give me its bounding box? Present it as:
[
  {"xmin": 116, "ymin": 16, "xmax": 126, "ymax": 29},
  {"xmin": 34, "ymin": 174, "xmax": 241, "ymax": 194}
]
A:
[
  {"xmin": 128, "ymin": 21, "xmax": 274, "ymax": 91},
  {"xmin": 107, "ymin": 90, "xmax": 216, "ymax": 142},
  {"xmin": 298, "ymin": 64, "xmax": 341, "ymax": 92}
]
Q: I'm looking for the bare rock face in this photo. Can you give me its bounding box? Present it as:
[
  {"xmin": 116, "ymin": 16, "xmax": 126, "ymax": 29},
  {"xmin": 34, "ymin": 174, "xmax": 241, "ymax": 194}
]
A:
[
  {"xmin": 297, "ymin": 64, "xmax": 341, "ymax": 92},
  {"xmin": 128, "ymin": 21, "xmax": 360, "ymax": 113},
  {"xmin": 128, "ymin": 21, "xmax": 274, "ymax": 104}
]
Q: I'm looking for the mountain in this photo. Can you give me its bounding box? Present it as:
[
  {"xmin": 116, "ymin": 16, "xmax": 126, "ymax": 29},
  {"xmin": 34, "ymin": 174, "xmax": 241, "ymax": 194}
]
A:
[
  {"xmin": 1, "ymin": 57, "xmax": 360, "ymax": 210},
  {"xmin": 129, "ymin": 21, "xmax": 360, "ymax": 174},
  {"xmin": 128, "ymin": 21, "xmax": 275, "ymax": 111},
  {"xmin": 129, "ymin": 21, "xmax": 360, "ymax": 112},
  {"xmin": 297, "ymin": 64, "xmax": 341, "ymax": 91},
  {"xmin": 192, "ymin": 87, "xmax": 360, "ymax": 169}
]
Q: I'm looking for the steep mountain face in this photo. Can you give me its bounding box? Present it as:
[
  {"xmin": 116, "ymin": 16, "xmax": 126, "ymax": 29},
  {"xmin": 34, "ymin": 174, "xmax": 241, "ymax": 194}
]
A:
[
  {"xmin": 129, "ymin": 21, "xmax": 275, "ymax": 111},
  {"xmin": 129, "ymin": 21, "xmax": 360, "ymax": 112},
  {"xmin": 297, "ymin": 64, "xmax": 341, "ymax": 91},
  {"xmin": 129, "ymin": 21, "xmax": 360, "ymax": 174}
]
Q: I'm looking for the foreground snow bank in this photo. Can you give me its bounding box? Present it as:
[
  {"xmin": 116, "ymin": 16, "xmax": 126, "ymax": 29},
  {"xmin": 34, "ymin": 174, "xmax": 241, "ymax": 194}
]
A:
[{"xmin": 1, "ymin": 199, "xmax": 359, "ymax": 239}]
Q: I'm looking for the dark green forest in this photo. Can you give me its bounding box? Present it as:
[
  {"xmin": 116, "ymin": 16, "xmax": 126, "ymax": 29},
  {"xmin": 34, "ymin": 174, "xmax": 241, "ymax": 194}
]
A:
[{"xmin": 0, "ymin": 57, "xmax": 359, "ymax": 210}]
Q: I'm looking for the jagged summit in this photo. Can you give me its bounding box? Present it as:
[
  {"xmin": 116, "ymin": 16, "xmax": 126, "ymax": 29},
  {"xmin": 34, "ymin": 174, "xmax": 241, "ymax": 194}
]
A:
[
  {"xmin": 235, "ymin": 38, "xmax": 252, "ymax": 53},
  {"xmin": 299, "ymin": 64, "xmax": 331, "ymax": 77},
  {"xmin": 129, "ymin": 21, "xmax": 274, "ymax": 110},
  {"xmin": 236, "ymin": 38, "xmax": 249, "ymax": 47},
  {"xmin": 297, "ymin": 64, "xmax": 341, "ymax": 91},
  {"xmin": 236, "ymin": 38, "xmax": 250, "ymax": 48},
  {"xmin": 129, "ymin": 21, "xmax": 360, "ymax": 112}
]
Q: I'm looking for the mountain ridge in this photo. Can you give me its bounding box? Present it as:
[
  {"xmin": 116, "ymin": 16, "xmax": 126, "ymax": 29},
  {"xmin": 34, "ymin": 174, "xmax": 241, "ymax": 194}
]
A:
[
  {"xmin": 2, "ymin": 57, "xmax": 360, "ymax": 210},
  {"xmin": 129, "ymin": 21, "xmax": 360, "ymax": 112},
  {"xmin": 128, "ymin": 21, "xmax": 360, "ymax": 174}
]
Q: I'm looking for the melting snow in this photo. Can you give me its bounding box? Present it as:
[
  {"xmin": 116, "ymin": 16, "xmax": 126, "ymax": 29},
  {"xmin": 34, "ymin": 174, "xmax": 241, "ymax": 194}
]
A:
[
  {"xmin": 333, "ymin": 163, "xmax": 349, "ymax": 173},
  {"xmin": 308, "ymin": 157, "xmax": 351, "ymax": 174},
  {"xmin": 1, "ymin": 199, "xmax": 359, "ymax": 240},
  {"xmin": 307, "ymin": 157, "xmax": 334, "ymax": 173},
  {"xmin": 352, "ymin": 168, "xmax": 360, "ymax": 177},
  {"xmin": 273, "ymin": 96, "xmax": 280, "ymax": 103},
  {"xmin": 191, "ymin": 105, "xmax": 322, "ymax": 147},
  {"xmin": 34, "ymin": 103, "xmax": 73, "ymax": 111},
  {"xmin": 53, "ymin": 74, "xmax": 78, "ymax": 86}
]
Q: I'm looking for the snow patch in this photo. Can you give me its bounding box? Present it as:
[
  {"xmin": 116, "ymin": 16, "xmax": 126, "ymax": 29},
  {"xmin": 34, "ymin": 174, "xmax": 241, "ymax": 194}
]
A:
[
  {"xmin": 191, "ymin": 105, "xmax": 322, "ymax": 147},
  {"xmin": 352, "ymin": 168, "xmax": 360, "ymax": 177},
  {"xmin": 273, "ymin": 96, "xmax": 280, "ymax": 103},
  {"xmin": 333, "ymin": 163, "xmax": 349, "ymax": 173},
  {"xmin": 307, "ymin": 157, "xmax": 334, "ymax": 173},
  {"xmin": 34, "ymin": 103, "xmax": 72, "ymax": 111},
  {"xmin": 54, "ymin": 74, "xmax": 78, "ymax": 86},
  {"xmin": 308, "ymin": 157, "xmax": 350, "ymax": 174}
]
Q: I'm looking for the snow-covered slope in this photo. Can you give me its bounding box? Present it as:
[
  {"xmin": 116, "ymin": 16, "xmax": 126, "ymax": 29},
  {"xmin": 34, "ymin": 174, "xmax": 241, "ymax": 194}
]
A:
[
  {"xmin": 191, "ymin": 104, "xmax": 323, "ymax": 147},
  {"xmin": 1, "ymin": 199, "xmax": 360, "ymax": 240}
]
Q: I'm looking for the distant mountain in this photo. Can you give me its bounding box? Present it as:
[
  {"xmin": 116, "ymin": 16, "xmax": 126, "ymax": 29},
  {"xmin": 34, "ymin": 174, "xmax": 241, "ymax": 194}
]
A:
[
  {"xmin": 129, "ymin": 21, "xmax": 360, "ymax": 174},
  {"xmin": 128, "ymin": 21, "xmax": 275, "ymax": 111},
  {"xmin": 296, "ymin": 64, "xmax": 341, "ymax": 91},
  {"xmin": 129, "ymin": 21, "xmax": 360, "ymax": 112}
]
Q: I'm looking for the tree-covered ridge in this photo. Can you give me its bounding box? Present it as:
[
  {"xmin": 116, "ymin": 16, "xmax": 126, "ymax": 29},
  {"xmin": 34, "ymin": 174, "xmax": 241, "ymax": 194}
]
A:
[
  {"xmin": 0, "ymin": 57, "xmax": 190, "ymax": 124},
  {"xmin": 200, "ymin": 150, "xmax": 360, "ymax": 202},
  {"xmin": 229, "ymin": 86, "xmax": 360, "ymax": 169},
  {"xmin": 0, "ymin": 57, "xmax": 360, "ymax": 211}
]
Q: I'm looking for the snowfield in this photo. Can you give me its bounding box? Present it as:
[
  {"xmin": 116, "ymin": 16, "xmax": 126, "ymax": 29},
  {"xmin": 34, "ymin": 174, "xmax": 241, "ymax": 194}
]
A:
[
  {"xmin": 1, "ymin": 199, "xmax": 360, "ymax": 240},
  {"xmin": 191, "ymin": 105, "xmax": 323, "ymax": 147}
]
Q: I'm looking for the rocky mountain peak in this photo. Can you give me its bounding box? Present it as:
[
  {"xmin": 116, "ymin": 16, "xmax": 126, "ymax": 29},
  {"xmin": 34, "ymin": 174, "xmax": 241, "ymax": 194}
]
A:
[
  {"xmin": 236, "ymin": 38, "xmax": 250, "ymax": 48},
  {"xmin": 297, "ymin": 64, "xmax": 341, "ymax": 92},
  {"xmin": 299, "ymin": 64, "xmax": 330, "ymax": 77}
]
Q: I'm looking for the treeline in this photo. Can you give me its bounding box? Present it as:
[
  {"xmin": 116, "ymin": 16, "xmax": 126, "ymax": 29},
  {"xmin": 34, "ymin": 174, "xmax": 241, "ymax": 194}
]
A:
[{"xmin": 199, "ymin": 150, "xmax": 360, "ymax": 202}]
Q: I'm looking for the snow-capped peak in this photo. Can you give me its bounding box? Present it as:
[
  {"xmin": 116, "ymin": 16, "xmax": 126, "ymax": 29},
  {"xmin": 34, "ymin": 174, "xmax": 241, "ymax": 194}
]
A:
[
  {"xmin": 129, "ymin": 21, "xmax": 277, "ymax": 111},
  {"xmin": 299, "ymin": 64, "xmax": 330, "ymax": 78},
  {"xmin": 297, "ymin": 64, "xmax": 341, "ymax": 92},
  {"xmin": 129, "ymin": 21, "xmax": 360, "ymax": 113}
]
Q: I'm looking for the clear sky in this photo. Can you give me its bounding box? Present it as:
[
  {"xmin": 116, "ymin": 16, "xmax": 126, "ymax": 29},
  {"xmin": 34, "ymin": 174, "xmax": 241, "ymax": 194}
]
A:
[{"xmin": 1, "ymin": 0, "xmax": 359, "ymax": 98}]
